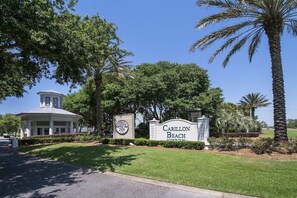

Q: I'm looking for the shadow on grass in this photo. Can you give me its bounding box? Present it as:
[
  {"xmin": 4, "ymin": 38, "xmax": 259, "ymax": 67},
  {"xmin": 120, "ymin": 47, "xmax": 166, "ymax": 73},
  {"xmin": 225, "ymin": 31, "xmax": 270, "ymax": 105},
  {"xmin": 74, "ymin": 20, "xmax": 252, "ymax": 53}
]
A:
[{"xmin": 21, "ymin": 144, "xmax": 143, "ymax": 172}]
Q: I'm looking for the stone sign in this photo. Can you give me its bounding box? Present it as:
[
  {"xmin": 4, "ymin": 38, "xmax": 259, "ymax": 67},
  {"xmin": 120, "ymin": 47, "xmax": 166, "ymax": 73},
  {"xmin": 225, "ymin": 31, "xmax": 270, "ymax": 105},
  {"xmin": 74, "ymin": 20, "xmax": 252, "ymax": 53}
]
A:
[
  {"xmin": 149, "ymin": 116, "xmax": 209, "ymax": 144},
  {"xmin": 113, "ymin": 113, "xmax": 135, "ymax": 139}
]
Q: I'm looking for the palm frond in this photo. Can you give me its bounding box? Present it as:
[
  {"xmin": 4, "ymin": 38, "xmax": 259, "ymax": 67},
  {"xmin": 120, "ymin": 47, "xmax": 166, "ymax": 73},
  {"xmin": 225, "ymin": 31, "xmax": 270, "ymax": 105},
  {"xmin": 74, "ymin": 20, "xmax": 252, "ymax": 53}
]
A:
[
  {"xmin": 248, "ymin": 29, "xmax": 263, "ymax": 62},
  {"xmin": 196, "ymin": 9, "xmax": 245, "ymax": 29},
  {"xmin": 191, "ymin": 21, "xmax": 251, "ymax": 51},
  {"xmin": 223, "ymin": 35, "xmax": 249, "ymax": 67}
]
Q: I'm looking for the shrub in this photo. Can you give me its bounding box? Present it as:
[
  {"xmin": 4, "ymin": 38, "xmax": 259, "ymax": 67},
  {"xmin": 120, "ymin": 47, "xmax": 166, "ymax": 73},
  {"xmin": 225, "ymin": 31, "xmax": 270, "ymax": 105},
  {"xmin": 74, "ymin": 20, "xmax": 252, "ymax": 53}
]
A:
[
  {"xmin": 274, "ymin": 139, "xmax": 297, "ymax": 154},
  {"xmin": 237, "ymin": 137, "xmax": 253, "ymax": 149},
  {"xmin": 221, "ymin": 132, "xmax": 260, "ymax": 138},
  {"xmin": 134, "ymin": 138, "xmax": 149, "ymax": 146},
  {"xmin": 250, "ymin": 138, "xmax": 273, "ymax": 154},
  {"xmin": 208, "ymin": 137, "xmax": 217, "ymax": 150},
  {"xmin": 101, "ymin": 138, "xmax": 111, "ymax": 144},
  {"xmin": 216, "ymin": 137, "xmax": 235, "ymax": 151},
  {"xmin": 148, "ymin": 140, "xmax": 159, "ymax": 147}
]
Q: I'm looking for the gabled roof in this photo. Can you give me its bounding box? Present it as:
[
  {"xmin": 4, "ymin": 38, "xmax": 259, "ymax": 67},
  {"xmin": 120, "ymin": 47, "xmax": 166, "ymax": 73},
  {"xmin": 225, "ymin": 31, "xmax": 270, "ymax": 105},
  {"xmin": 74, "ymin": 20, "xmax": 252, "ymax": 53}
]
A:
[{"xmin": 17, "ymin": 107, "xmax": 82, "ymax": 118}]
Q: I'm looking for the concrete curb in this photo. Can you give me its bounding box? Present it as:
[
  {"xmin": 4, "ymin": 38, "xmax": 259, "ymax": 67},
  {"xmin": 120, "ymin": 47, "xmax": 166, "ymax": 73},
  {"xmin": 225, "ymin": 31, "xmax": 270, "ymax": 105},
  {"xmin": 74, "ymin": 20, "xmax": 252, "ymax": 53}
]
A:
[{"xmin": 105, "ymin": 172, "xmax": 255, "ymax": 198}]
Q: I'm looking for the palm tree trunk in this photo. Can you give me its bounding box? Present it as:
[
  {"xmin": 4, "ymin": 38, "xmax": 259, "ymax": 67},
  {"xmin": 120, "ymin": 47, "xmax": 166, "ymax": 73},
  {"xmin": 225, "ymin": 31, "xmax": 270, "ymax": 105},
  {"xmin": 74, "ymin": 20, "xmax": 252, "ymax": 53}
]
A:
[
  {"xmin": 251, "ymin": 108, "xmax": 255, "ymax": 120},
  {"xmin": 94, "ymin": 71, "xmax": 103, "ymax": 136},
  {"xmin": 266, "ymin": 30, "xmax": 288, "ymax": 142}
]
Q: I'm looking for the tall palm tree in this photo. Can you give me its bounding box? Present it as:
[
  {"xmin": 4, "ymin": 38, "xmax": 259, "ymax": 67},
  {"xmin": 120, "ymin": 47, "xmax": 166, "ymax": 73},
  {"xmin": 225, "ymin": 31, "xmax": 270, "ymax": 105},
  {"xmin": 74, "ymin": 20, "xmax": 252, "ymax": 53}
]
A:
[
  {"xmin": 191, "ymin": 0, "xmax": 295, "ymax": 142},
  {"xmin": 239, "ymin": 93, "xmax": 271, "ymax": 119}
]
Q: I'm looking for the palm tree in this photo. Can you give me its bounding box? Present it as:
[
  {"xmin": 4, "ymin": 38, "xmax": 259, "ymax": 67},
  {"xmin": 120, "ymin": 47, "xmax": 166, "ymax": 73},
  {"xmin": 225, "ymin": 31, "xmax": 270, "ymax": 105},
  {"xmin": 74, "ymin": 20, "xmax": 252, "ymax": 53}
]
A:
[
  {"xmin": 239, "ymin": 93, "xmax": 270, "ymax": 119},
  {"xmin": 80, "ymin": 16, "xmax": 131, "ymax": 136},
  {"xmin": 191, "ymin": 0, "xmax": 295, "ymax": 142}
]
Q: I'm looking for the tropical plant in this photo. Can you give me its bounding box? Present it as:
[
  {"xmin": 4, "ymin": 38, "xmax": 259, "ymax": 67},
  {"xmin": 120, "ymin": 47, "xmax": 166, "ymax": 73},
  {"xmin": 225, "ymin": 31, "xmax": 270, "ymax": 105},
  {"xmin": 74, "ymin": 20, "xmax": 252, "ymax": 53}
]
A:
[
  {"xmin": 216, "ymin": 108, "xmax": 257, "ymax": 133},
  {"xmin": 239, "ymin": 93, "xmax": 270, "ymax": 119},
  {"xmin": 191, "ymin": 0, "xmax": 295, "ymax": 142}
]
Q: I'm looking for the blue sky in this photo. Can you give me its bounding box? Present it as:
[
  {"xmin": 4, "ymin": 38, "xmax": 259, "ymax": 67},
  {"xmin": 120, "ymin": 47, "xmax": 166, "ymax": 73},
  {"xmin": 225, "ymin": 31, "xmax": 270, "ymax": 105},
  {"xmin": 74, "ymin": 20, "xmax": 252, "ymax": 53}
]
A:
[{"xmin": 1, "ymin": 0, "xmax": 297, "ymax": 125}]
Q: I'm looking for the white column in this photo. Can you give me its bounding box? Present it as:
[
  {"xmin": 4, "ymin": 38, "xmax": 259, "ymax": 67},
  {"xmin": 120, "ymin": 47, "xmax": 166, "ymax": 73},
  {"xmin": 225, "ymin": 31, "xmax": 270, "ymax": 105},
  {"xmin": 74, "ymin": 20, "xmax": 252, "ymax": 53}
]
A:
[
  {"xmin": 198, "ymin": 116, "xmax": 209, "ymax": 145},
  {"xmin": 26, "ymin": 121, "xmax": 31, "ymax": 137},
  {"xmin": 20, "ymin": 128, "xmax": 24, "ymax": 139},
  {"xmin": 49, "ymin": 120, "xmax": 53, "ymax": 135},
  {"xmin": 50, "ymin": 96, "xmax": 53, "ymax": 107},
  {"xmin": 70, "ymin": 121, "xmax": 74, "ymax": 133},
  {"xmin": 149, "ymin": 118, "xmax": 159, "ymax": 140}
]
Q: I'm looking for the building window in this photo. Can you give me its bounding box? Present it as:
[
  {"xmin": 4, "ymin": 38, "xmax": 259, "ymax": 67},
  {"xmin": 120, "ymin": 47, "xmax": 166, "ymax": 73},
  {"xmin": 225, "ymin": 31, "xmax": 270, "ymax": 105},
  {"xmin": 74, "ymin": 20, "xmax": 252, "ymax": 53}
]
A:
[
  {"xmin": 40, "ymin": 97, "xmax": 43, "ymax": 105},
  {"xmin": 45, "ymin": 97, "xmax": 50, "ymax": 106},
  {"xmin": 53, "ymin": 97, "xmax": 58, "ymax": 108}
]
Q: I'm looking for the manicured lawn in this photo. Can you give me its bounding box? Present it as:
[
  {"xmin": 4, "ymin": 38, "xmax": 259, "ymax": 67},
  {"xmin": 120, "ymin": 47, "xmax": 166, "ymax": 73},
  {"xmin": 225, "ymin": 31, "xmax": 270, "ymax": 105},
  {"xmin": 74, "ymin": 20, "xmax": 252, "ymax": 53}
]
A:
[
  {"xmin": 260, "ymin": 129, "xmax": 297, "ymax": 138},
  {"xmin": 19, "ymin": 144, "xmax": 297, "ymax": 198}
]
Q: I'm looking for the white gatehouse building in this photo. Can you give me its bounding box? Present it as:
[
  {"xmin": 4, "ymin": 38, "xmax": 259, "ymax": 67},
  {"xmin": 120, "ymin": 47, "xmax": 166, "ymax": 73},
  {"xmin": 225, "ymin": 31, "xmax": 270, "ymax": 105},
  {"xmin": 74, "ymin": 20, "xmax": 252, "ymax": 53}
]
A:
[{"xmin": 17, "ymin": 90, "xmax": 82, "ymax": 138}]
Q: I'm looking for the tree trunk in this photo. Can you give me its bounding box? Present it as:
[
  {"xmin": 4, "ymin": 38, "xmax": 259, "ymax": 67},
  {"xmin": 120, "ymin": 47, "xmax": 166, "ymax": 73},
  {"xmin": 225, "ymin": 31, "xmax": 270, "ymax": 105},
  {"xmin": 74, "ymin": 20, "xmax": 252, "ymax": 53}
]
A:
[
  {"xmin": 266, "ymin": 30, "xmax": 288, "ymax": 142},
  {"xmin": 94, "ymin": 72, "xmax": 103, "ymax": 136},
  {"xmin": 251, "ymin": 108, "xmax": 255, "ymax": 120}
]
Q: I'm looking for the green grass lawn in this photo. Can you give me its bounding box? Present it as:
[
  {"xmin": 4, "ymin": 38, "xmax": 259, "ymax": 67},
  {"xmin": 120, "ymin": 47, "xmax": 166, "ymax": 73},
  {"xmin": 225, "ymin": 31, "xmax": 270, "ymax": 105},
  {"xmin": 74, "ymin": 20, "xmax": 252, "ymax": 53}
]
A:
[
  {"xmin": 19, "ymin": 143, "xmax": 297, "ymax": 198},
  {"xmin": 260, "ymin": 129, "xmax": 297, "ymax": 138}
]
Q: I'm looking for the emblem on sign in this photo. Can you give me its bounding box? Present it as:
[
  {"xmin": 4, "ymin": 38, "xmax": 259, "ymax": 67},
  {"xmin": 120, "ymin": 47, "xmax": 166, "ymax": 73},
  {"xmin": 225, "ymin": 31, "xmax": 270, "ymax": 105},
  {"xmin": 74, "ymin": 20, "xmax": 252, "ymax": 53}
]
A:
[{"xmin": 115, "ymin": 120, "xmax": 129, "ymax": 135}]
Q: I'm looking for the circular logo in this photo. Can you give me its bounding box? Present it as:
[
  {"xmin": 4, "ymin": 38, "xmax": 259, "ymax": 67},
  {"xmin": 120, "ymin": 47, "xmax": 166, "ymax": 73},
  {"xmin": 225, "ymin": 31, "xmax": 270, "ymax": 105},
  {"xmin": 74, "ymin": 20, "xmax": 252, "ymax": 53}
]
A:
[{"xmin": 115, "ymin": 120, "xmax": 129, "ymax": 135}]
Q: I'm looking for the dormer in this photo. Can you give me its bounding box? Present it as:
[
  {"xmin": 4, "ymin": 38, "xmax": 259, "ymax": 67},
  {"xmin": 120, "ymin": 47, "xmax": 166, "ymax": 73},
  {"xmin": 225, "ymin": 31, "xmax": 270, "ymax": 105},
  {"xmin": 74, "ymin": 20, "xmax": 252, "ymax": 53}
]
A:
[{"xmin": 37, "ymin": 90, "xmax": 65, "ymax": 109}]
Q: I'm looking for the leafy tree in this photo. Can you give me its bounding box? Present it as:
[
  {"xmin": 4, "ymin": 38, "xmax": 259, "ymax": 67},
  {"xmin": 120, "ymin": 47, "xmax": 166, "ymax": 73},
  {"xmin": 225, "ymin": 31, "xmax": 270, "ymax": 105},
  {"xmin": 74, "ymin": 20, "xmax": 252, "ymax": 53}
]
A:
[
  {"xmin": 0, "ymin": 114, "xmax": 20, "ymax": 136},
  {"xmin": 287, "ymin": 119, "xmax": 297, "ymax": 129},
  {"xmin": 239, "ymin": 93, "xmax": 270, "ymax": 119},
  {"xmin": 0, "ymin": 0, "xmax": 80, "ymax": 100},
  {"xmin": 125, "ymin": 61, "xmax": 223, "ymax": 122},
  {"xmin": 191, "ymin": 0, "xmax": 295, "ymax": 142}
]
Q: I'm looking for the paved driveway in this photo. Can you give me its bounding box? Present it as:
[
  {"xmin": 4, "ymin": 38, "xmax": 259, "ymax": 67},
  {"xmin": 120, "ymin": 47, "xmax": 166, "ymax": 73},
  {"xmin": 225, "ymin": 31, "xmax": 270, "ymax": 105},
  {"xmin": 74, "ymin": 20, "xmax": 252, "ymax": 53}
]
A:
[{"xmin": 0, "ymin": 147, "xmax": 253, "ymax": 198}]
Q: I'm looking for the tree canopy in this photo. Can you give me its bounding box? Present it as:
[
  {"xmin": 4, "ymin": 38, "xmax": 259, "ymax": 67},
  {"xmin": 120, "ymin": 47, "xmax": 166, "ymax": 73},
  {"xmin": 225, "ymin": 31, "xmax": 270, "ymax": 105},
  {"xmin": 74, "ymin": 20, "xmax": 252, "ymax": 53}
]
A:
[
  {"xmin": 0, "ymin": 114, "xmax": 20, "ymax": 136},
  {"xmin": 0, "ymin": 0, "xmax": 81, "ymax": 100}
]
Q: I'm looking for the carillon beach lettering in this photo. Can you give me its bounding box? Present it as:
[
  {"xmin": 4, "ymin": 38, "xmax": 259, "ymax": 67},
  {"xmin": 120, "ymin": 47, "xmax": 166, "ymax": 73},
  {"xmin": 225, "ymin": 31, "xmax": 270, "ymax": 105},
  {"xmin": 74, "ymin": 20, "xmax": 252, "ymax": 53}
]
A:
[{"xmin": 162, "ymin": 125, "xmax": 190, "ymax": 132}]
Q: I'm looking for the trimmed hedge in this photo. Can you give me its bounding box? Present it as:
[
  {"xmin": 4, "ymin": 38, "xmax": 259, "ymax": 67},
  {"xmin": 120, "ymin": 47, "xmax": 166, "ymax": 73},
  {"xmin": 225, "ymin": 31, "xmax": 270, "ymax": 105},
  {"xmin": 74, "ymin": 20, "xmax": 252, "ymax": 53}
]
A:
[
  {"xmin": 101, "ymin": 138, "xmax": 205, "ymax": 150},
  {"xmin": 19, "ymin": 136, "xmax": 204, "ymax": 151},
  {"xmin": 18, "ymin": 135, "xmax": 101, "ymax": 145}
]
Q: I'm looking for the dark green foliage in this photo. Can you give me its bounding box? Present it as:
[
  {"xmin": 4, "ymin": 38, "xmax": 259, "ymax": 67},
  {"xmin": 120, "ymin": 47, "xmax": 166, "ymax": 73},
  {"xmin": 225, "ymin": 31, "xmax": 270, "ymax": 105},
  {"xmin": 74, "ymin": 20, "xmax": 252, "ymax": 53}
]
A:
[
  {"xmin": 18, "ymin": 135, "xmax": 101, "ymax": 145},
  {"xmin": 135, "ymin": 123, "xmax": 149, "ymax": 138},
  {"xmin": 251, "ymin": 138, "xmax": 273, "ymax": 154},
  {"xmin": 134, "ymin": 138, "xmax": 149, "ymax": 146},
  {"xmin": 125, "ymin": 61, "xmax": 223, "ymax": 122},
  {"xmin": 100, "ymin": 138, "xmax": 205, "ymax": 150},
  {"xmin": 0, "ymin": 0, "xmax": 81, "ymax": 100}
]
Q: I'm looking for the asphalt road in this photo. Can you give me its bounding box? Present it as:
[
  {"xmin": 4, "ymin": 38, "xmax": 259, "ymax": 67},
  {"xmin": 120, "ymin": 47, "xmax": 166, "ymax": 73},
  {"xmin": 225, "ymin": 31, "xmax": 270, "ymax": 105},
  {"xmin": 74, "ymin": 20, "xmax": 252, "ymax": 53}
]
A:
[{"xmin": 0, "ymin": 146, "xmax": 253, "ymax": 198}]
